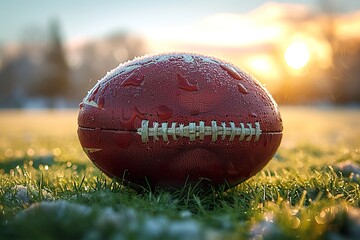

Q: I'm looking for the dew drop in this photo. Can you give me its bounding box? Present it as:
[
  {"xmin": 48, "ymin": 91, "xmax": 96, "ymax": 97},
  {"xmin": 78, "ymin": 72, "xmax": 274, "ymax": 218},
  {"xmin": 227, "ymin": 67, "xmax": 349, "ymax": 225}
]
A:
[
  {"xmin": 237, "ymin": 83, "xmax": 249, "ymax": 94},
  {"xmin": 120, "ymin": 107, "xmax": 144, "ymax": 129},
  {"xmin": 190, "ymin": 110, "xmax": 200, "ymax": 116},
  {"xmin": 220, "ymin": 64, "xmax": 243, "ymax": 80},
  {"xmin": 156, "ymin": 105, "xmax": 173, "ymax": 120},
  {"xmin": 177, "ymin": 74, "xmax": 199, "ymax": 91},
  {"xmin": 182, "ymin": 55, "xmax": 194, "ymax": 63},
  {"xmin": 121, "ymin": 72, "xmax": 144, "ymax": 87},
  {"xmin": 97, "ymin": 97, "xmax": 105, "ymax": 109},
  {"xmin": 249, "ymin": 112, "xmax": 257, "ymax": 118},
  {"xmin": 110, "ymin": 88, "xmax": 117, "ymax": 97},
  {"xmin": 89, "ymin": 84, "xmax": 100, "ymax": 101},
  {"xmin": 92, "ymin": 84, "xmax": 100, "ymax": 94},
  {"xmin": 141, "ymin": 59, "xmax": 155, "ymax": 66}
]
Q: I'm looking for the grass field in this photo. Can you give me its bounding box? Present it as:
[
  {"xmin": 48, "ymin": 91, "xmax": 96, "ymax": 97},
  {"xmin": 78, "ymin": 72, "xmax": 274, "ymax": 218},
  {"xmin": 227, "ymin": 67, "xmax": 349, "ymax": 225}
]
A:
[{"xmin": 0, "ymin": 107, "xmax": 359, "ymax": 239}]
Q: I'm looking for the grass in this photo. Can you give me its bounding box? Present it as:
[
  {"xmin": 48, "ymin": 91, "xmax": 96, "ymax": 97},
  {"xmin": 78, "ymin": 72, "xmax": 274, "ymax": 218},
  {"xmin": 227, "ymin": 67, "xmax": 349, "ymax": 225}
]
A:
[{"xmin": 0, "ymin": 106, "xmax": 359, "ymax": 239}]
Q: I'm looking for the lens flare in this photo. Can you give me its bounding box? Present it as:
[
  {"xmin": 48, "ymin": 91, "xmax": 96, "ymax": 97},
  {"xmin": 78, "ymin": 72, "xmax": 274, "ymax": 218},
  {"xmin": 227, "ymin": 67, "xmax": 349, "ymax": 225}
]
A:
[{"xmin": 284, "ymin": 41, "xmax": 310, "ymax": 70}]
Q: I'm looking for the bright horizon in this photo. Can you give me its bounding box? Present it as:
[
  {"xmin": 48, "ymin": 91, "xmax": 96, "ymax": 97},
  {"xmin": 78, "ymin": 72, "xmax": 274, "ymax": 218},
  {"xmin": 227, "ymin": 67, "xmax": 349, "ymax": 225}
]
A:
[
  {"xmin": 1, "ymin": 0, "xmax": 360, "ymax": 104},
  {"xmin": 1, "ymin": 0, "xmax": 360, "ymax": 44}
]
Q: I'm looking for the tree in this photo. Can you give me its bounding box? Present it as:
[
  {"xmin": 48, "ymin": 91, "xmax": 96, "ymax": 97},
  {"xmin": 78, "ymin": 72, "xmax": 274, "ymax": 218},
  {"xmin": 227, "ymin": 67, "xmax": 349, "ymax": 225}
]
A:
[
  {"xmin": 37, "ymin": 19, "xmax": 69, "ymax": 108},
  {"xmin": 318, "ymin": 0, "xmax": 360, "ymax": 103}
]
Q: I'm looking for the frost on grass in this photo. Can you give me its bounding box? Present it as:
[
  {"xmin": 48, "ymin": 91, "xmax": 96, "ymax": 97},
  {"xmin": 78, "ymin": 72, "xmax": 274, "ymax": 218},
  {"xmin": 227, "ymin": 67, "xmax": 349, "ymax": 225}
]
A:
[
  {"xmin": 13, "ymin": 200, "xmax": 218, "ymax": 240},
  {"xmin": 11, "ymin": 185, "xmax": 31, "ymax": 205},
  {"xmin": 249, "ymin": 220, "xmax": 281, "ymax": 240},
  {"xmin": 346, "ymin": 207, "xmax": 360, "ymax": 237},
  {"xmin": 325, "ymin": 206, "xmax": 360, "ymax": 240},
  {"xmin": 333, "ymin": 160, "xmax": 360, "ymax": 177},
  {"xmin": 1, "ymin": 108, "xmax": 360, "ymax": 239},
  {"xmin": 247, "ymin": 201, "xmax": 360, "ymax": 240},
  {"xmin": 5, "ymin": 185, "xmax": 53, "ymax": 206},
  {"xmin": 17, "ymin": 200, "xmax": 92, "ymax": 220}
]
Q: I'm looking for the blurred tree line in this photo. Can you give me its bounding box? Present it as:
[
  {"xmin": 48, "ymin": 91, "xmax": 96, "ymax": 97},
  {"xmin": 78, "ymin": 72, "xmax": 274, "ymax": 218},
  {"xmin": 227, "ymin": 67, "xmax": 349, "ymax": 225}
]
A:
[
  {"xmin": 0, "ymin": 20, "xmax": 145, "ymax": 108},
  {"xmin": 272, "ymin": 0, "xmax": 360, "ymax": 104},
  {"xmin": 319, "ymin": 0, "xmax": 360, "ymax": 104},
  {"xmin": 272, "ymin": 34, "xmax": 360, "ymax": 105},
  {"xmin": 0, "ymin": 14, "xmax": 359, "ymax": 108}
]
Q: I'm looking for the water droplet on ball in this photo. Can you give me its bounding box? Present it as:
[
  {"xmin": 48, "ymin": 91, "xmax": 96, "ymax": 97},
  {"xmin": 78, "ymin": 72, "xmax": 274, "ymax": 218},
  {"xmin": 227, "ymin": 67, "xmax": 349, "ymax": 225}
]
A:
[
  {"xmin": 121, "ymin": 72, "xmax": 145, "ymax": 87},
  {"xmin": 156, "ymin": 105, "xmax": 174, "ymax": 120},
  {"xmin": 89, "ymin": 84, "xmax": 101, "ymax": 101},
  {"xmin": 249, "ymin": 112, "xmax": 257, "ymax": 118},
  {"xmin": 237, "ymin": 83, "xmax": 249, "ymax": 94},
  {"xmin": 220, "ymin": 64, "xmax": 243, "ymax": 80},
  {"xmin": 177, "ymin": 74, "xmax": 199, "ymax": 91},
  {"xmin": 97, "ymin": 97, "xmax": 105, "ymax": 109}
]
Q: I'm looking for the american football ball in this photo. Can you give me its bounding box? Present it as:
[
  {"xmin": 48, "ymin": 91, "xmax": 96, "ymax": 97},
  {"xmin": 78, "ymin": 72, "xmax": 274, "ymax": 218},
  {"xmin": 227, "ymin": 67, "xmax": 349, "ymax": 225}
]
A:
[{"xmin": 78, "ymin": 53, "xmax": 283, "ymax": 189}]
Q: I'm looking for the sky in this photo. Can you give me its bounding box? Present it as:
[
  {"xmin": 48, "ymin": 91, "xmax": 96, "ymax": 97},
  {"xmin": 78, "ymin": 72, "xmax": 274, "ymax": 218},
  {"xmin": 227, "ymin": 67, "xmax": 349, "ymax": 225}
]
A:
[
  {"xmin": 1, "ymin": 0, "xmax": 360, "ymax": 44},
  {"xmin": 1, "ymin": 0, "xmax": 359, "ymax": 104}
]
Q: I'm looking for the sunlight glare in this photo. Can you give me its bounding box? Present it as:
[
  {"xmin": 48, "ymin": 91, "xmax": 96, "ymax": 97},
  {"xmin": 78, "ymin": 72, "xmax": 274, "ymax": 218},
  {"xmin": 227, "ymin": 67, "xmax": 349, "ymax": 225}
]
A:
[
  {"xmin": 284, "ymin": 41, "xmax": 310, "ymax": 70},
  {"xmin": 246, "ymin": 56, "xmax": 281, "ymax": 82},
  {"xmin": 248, "ymin": 57, "xmax": 273, "ymax": 73}
]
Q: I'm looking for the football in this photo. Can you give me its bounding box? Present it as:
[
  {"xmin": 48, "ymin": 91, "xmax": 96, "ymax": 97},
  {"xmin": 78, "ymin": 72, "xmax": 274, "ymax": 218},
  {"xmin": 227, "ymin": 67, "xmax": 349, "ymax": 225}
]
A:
[{"xmin": 77, "ymin": 53, "xmax": 283, "ymax": 189}]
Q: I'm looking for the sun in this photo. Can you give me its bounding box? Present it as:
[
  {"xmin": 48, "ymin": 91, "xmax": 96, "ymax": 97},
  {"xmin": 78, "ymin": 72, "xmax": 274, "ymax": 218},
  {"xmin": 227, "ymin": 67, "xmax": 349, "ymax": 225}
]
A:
[{"xmin": 284, "ymin": 41, "xmax": 311, "ymax": 70}]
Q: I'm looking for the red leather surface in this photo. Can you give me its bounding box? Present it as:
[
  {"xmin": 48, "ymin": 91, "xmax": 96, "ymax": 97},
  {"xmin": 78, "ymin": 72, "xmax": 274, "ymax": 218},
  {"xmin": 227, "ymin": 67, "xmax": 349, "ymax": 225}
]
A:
[{"xmin": 78, "ymin": 53, "xmax": 283, "ymax": 188}]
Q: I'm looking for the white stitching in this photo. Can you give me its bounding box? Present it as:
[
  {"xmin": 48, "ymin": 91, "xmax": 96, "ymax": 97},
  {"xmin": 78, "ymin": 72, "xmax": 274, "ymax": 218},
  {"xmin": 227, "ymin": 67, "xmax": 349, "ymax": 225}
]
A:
[
  {"xmin": 152, "ymin": 122, "xmax": 159, "ymax": 142},
  {"xmin": 239, "ymin": 123, "xmax": 245, "ymax": 141},
  {"xmin": 221, "ymin": 122, "xmax": 227, "ymax": 140},
  {"xmin": 254, "ymin": 122, "xmax": 261, "ymax": 141},
  {"xmin": 138, "ymin": 120, "xmax": 262, "ymax": 143},
  {"xmin": 211, "ymin": 121, "xmax": 218, "ymax": 142},
  {"xmin": 161, "ymin": 122, "xmax": 168, "ymax": 142},
  {"xmin": 140, "ymin": 120, "xmax": 149, "ymax": 142},
  {"xmin": 229, "ymin": 122, "xmax": 236, "ymax": 141},
  {"xmin": 246, "ymin": 123, "xmax": 254, "ymax": 141},
  {"xmin": 189, "ymin": 122, "xmax": 196, "ymax": 141},
  {"xmin": 199, "ymin": 121, "xmax": 205, "ymax": 140}
]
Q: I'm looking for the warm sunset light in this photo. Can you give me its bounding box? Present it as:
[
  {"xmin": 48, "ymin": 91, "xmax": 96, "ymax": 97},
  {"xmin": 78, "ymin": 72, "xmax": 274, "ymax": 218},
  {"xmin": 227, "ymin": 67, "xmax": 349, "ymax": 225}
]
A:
[
  {"xmin": 284, "ymin": 41, "xmax": 311, "ymax": 70},
  {"xmin": 246, "ymin": 56, "xmax": 282, "ymax": 82},
  {"xmin": 2, "ymin": 1, "xmax": 360, "ymax": 239}
]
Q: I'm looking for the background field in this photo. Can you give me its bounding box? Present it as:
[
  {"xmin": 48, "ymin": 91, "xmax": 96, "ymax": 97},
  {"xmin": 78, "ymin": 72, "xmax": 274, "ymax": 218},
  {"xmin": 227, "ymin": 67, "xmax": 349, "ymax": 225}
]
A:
[{"xmin": 0, "ymin": 107, "xmax": 359, "ymax": 239}]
